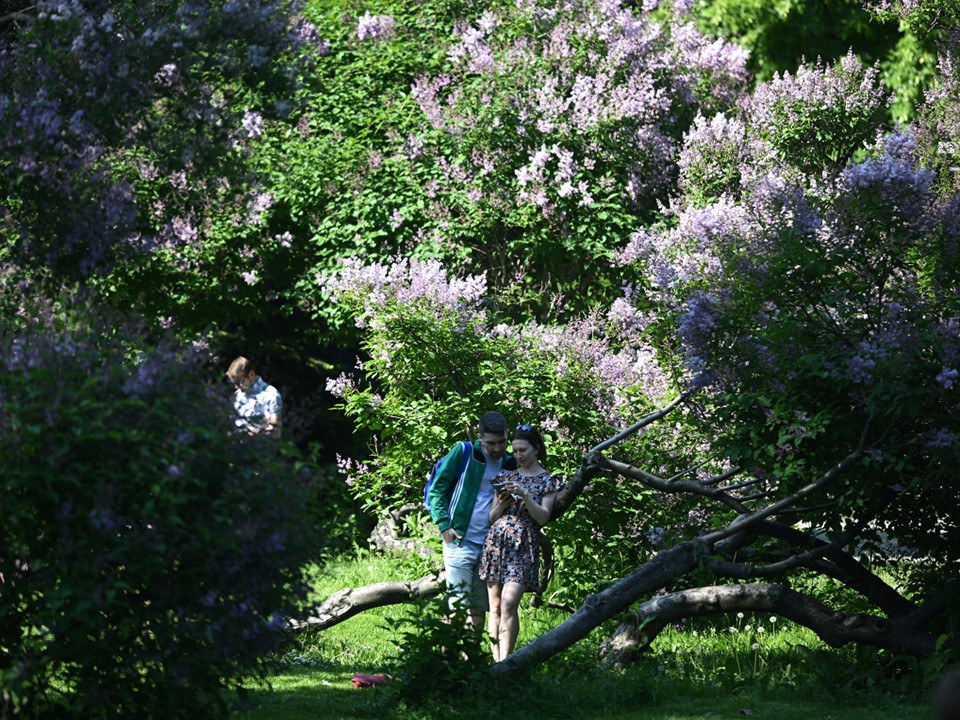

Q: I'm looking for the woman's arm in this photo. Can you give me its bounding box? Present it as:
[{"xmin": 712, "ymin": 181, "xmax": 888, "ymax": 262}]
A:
[
  {"xmin": 505, "ymin": 480, "xmax": 556, "ymax": 527},
  {"xmin": 489, "ymin": 490, "xmax": 513, "ymax": 523}
]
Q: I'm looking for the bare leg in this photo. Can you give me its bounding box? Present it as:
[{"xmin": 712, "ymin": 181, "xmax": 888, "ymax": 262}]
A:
[
  {"xmin": 497, "ymin": 581, "xmax": 526, "ymax": 660},
  {"xmin": 486, "ymin": 581, "xmax": 503, "ymax": 662}
]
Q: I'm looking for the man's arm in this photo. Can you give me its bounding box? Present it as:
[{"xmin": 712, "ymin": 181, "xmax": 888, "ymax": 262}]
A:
[
  {"xmin": 427, "ymin": 443, "xmax": 468, "ymax": 537},
  {"xmin": 260, "ymin": 386, "xmax": 282, "ymax": 438},
  {"xmin": 263, "ymin": 413, "xmax": 281, "ymax": 438}
]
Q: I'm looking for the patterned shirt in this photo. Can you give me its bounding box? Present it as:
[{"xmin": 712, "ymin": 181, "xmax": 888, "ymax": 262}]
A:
[{"xmin": 233, "ymin": 376, "xmax": 282, "ymax": 433}]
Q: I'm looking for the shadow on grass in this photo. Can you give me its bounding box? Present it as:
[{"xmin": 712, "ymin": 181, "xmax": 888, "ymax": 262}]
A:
[
  {"xmin": 232, "ymin": 661, "xmax": 931, "ymax": 720},
  {"xmin": 233, "ymin": 667, "xmax": 393, "ymax": 720}
]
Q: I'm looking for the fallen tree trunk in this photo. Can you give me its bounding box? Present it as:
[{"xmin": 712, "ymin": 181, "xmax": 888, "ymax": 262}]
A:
[
  {"xmin": 290, "ymin": 574, "xmax": 444, "ymax": 631},
  {"xmin": 598, "ymin": 583, "xmax": 939, "ymax": 668},
  {"xmin": 491, "ymin": 539, "xmax": 709, "ymax": 676}
]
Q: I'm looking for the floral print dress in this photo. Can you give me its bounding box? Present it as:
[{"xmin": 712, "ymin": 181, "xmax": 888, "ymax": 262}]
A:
[{"xmin": 479, "ymin": 470, "xmax": 564, "ymax": 592}]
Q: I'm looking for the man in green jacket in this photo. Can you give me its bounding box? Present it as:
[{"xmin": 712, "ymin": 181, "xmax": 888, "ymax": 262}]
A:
[{"xmin": 428, "ymin": 411, "xmax": 515, "ymax": 630}]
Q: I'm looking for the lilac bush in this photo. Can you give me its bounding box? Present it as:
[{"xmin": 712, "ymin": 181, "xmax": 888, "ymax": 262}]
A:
[
  {"xmin": 0, "ymin": 0, "xmax": 306, "ymax": 286},
  {"xmin": 320, "ymin": 254, "xmax": 686, "ymax": 592},
  {"xmin": 0, "ymin": 299, "xmax": 320, "ymax": 719},
  {"xmin": 612, "ymin": 48, "xmax": 960, "ymax": 569},
  {"xmin": 742, "ymin": 51, "xmax": 891, "ymax": 173},
  {"xmin": 402, "ymin": 0, "xmax": 749, "ymax": 307}
]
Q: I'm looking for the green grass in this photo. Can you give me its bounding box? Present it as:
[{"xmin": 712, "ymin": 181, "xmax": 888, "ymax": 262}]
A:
[{"xmin": 233, "ymin": 554, "xmax": 931, "ymax": 720}]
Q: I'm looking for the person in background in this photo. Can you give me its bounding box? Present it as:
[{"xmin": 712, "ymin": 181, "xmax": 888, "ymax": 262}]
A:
[
  {"xmin": 428, "ymin": 411, "xmax": 515, "ymax": 633},
  {"xmin": 226, "ymin": 356, "xmax": 282, "ymax": 438},
  {"xmin": 480, "ymin": 424, "xmax": 563, "ymax": 661}
]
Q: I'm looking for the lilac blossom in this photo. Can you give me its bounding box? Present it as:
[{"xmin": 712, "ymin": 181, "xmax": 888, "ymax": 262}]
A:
[
  {"xmin": 242, "ymin": 110, "xmax": 264, "ymax": 138},
  {"xmin": 670, "ymin": 22, "xmax": 750, "ymax": 110},
  {"xmin": 678, "ymin": 112, "xmax": 747, "ymax": 199},
  {"xmin": 846, "ymin": 354, "xmax": 876, "ymax": 385},
  {"xmin": 410, "ymin": 0, "xmax": 748, "ymax": 219},
  {"xmin": 325, "ymin": 373, "xmax": 356, "ymax": 398},
  {"xmin": 838, "ymin": 145, "xmax": 935, "ymax": 232},
  {"xmin": 170, "ymin": 217, "xmax": 198, "ymax": 245},
  {"xmin": 356, "ymin": 11, "xmax": 396, "ymax": 42},
  {"xmin": 926, "ymin": 427, "xmax": 957, "ymax": 449},
  {"xmin": 744, "ymin": 51, "xmax": 890, "ymax": 171},
  {"xmin": 936, "ymin": 368, "xmax": 958, "ymax": 389},
  {"xmin": 293, "ymin": 18, "xmax": 330, "ymax": 55},
  {"xmin": 449, "ymin": 21, "xmax": 496, "ymax": 74},
  {"xmin": 247, "ymin": 191, "xmax": 274, "ymax": 222},
  {"xmin": 747, "ymin": 52, "xmax": 888, "ymax": 131},
  {"xmin": 153, "ymin": 63, "xmax": 179, "ymax": 86},
  {"xmin": 321, "ymin": 257, "xmax": 488, "ymax": 330}
]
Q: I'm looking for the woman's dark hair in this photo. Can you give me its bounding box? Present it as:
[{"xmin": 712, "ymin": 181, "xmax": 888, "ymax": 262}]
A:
[{"xmin": 512, "ymin": 424, "xmax": 546, "ymax": 462}]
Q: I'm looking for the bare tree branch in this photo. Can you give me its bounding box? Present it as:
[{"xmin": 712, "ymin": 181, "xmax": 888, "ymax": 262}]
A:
[
  {"xmin": 290, "ymin": 574, "xmax": 444, "ymax": 632},
  {"xmin": 603, "ymin": 458, "xmax": 752, "ymax": 513},
  {"xmin": 599, "ymin": 583, "xmax": 937, "ymax": 668},
  {"xmin": 590, "ymin": 392, "xmax": 693, "ymax": 453},
  {"xmin": 0, "ymin": 4, "xmax": 35, "ymax": 28},
  {"xmin": 706, "ymin": 510, "xmax": 873, "ymax": 578}
]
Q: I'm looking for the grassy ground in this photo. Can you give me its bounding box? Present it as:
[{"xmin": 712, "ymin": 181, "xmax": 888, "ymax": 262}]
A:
[{"xmin": 233, "ymin": 554, "xmax": 932, "ymax": 720}]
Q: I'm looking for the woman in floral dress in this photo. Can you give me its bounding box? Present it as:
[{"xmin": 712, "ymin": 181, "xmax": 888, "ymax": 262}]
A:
[{"xmin": 479, "ymin": 424, "xmax": 563, "ymax": 661}]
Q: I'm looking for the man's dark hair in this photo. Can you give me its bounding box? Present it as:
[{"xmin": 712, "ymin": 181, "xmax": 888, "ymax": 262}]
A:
[{"xmin": 478, "ymin": 411, "xmax": 507, "ymax": 435}]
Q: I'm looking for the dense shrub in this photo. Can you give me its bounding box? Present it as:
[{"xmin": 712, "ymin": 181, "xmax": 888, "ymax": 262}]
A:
[{"xmin": 0, "ymin": 302, "xmax": 321, "ymax": 719}]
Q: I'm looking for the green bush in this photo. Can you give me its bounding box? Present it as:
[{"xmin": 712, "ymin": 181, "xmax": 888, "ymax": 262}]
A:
[
  {"xmin": 0, "ymin": 305, "xmax": 321, "ymax": 719},
  {"xmin": 382, "ymin": 595, "xmax": 491, "ymax": 702}
]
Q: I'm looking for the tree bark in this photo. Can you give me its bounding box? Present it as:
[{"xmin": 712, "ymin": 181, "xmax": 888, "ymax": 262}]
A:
[
  {"xmin": 598, "ymin": 583, "xmax": 938, "ymax": 668},
  {"xmin": 491, "ymin": 539, "xmax": 708, "ymax": 676},
  {"xmin": 290, "ymin": 574, "xmax": 444, "ymax": 631},
  {"xmin": 367, "ymin": 503, "xmax": 439, "ymax": 558}
]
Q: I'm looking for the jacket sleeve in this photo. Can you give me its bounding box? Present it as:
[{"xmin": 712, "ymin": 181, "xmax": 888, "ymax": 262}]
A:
[{"xmin": 427, "ymin": 442, "xmax": 469, "ymax": 532}]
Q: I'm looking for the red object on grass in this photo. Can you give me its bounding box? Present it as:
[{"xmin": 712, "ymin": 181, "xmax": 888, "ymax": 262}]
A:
[{"xmin": 351, "ymin": 673, "xmax": 392, "ymax": 688}]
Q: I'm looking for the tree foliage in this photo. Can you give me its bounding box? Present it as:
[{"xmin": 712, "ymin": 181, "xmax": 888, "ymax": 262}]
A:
[
  {"xmin": 3, "ymin": 0, "xmax": 960, "ymax": 692},
  {"xmin": 320, "ymin": 0, "xmax": 960, "ymax": 672},
  {"xmin": 0, "ymin": 297, "xmax": 321, "ymax": 719}
]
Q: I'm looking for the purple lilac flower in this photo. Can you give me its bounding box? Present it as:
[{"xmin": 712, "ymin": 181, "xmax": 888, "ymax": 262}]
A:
[
  {"xmin": 154, "ymin": 63, "xmax": 179, "ymax": 86},
  {"xmin": 670, "ymin": 22, "xmax": 750, "ymax": 110},
  {"xmin": 936, "ymin": 367, "xmax": 958, "ymax": 389},
  {"xmin": 321, "ymin": 257, "xmax": 488, "ymax": 330},
  {"xmin": 847, "ymin": 355, "xmax": 876, "ymax": 384},
  {"xmin": 242, "ymin": 110, "xmax": 264, "ymax": 138},
  {"xmin": 356, "ymin": 11, "xmax": 396, "ymax": 42},
  {"xmin": 927, "ymin": 427, "xmax": 957, "ymax": 449},
  {"xmin": 449, "ymin": 22, "xmax": 496, "ymax": 74},
  {"xmin": 678, "ymin": 112, "xmax": 747, "ymax": 197},
  {"xmin": 745, "ymin": 51, "xmax": 889, "ymax": 153}
]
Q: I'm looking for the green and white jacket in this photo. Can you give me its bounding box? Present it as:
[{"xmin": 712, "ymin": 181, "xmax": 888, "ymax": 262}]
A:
[{"xmin": 427, "ymin": 440, "xmax": 514, "ymax": 545}]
